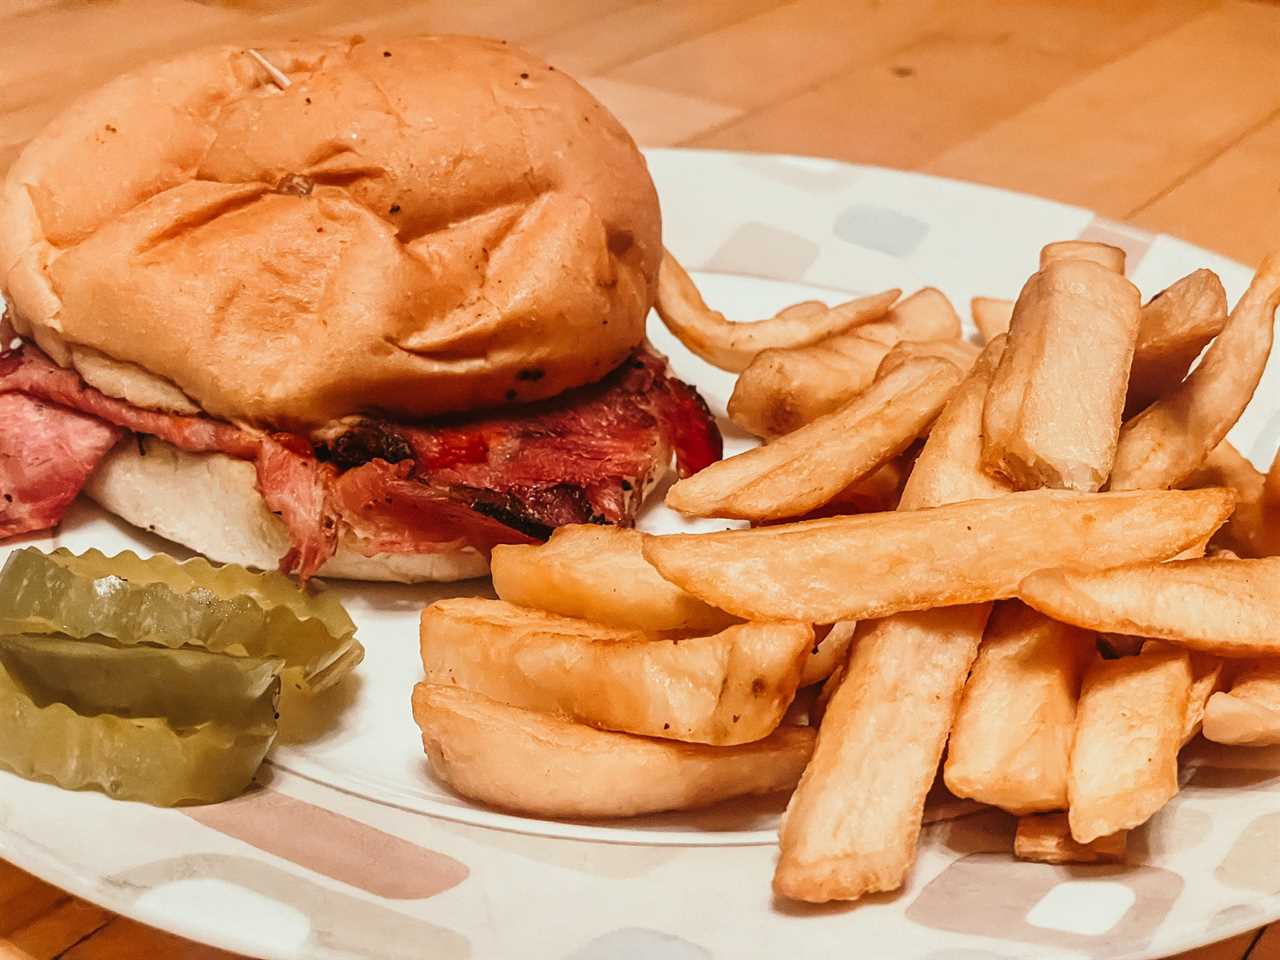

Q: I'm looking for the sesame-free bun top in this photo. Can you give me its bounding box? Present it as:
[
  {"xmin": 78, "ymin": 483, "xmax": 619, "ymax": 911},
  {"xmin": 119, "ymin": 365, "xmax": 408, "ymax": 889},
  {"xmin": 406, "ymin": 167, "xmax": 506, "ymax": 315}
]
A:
[{"xmin": 0, "ymin": 36, "xmax": 661, "ymax": 428}]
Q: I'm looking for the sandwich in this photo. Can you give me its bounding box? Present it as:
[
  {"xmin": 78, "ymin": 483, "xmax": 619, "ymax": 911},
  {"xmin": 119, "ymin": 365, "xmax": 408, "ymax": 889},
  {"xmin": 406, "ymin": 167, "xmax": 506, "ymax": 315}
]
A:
[{"xmin": 0, "ymin": 35, "xmax": 721, "ymax": 582}]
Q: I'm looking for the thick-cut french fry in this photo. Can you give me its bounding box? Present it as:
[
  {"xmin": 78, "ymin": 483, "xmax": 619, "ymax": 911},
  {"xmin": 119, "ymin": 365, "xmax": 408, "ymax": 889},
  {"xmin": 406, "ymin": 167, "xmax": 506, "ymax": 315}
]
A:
[
  {"xmin": 728, "ymin": 288, "xmax": 961, "ymax": 437},
  {"xmin": 490, "ymin": 526, "xmax": 736, "ymax": 633},
  {"xmin": 1182, "ymin": 440, "xmax": 1265, "ymax": 501},
  {"xmin": 826, "ymin": 456, "xmax": 914, "ymax": 514},
  {"xmin": 1181, "ymin": 441, "xmax": 1270, "ymax": 556},
  {"xmin": 1019, "ymin": 557, "xmax": 1280, "ymax": 658},
  {"xmin": 420, "ymin": 598, "xmax": 811, "ymax": 745},
  {"xmin": 771, "ymin": 340, "xmax": 1003, "ymax": 903},
  {"xmin": 667, "ymin": 357, "xmax": 961, "ymax": 521},
  {"xmin": 944, "ymin": 601, "xmax": 1094, "ymax": 814},
  {"xmin": 800, "ymin": 621, "xmax": 855, "ymax": 687},
  {"xmin": 654, "ymin": 251, "xmax": 899, "ymax": 372},
  {"xmin": 1203, "ymin": 659, "xmax": 1280, "ymax": 745},
  {"xmin": 1183, "ymin": 651, "xmax": 1226, "ymax": 744},
  {"xmin": 412, "ymin": 684, "xmax": 816, "ymax": 819},
  {"xmin": 774, "ymin": 606, "xmax": 992, "ymax": 902},
  {"xmin": 1069, "ymin": 645, "xmax": 1191, "ymax": 843},
  {"xmin": 1112, "ymin": 252, "xmax": 1280, "ymax": 490},
  {"xmin": 643, "ymin": 487, "xmax": 1232, "ymax": 625},
  {"xmin": 1015, "ymin": 813, "xmax": 1127, "ymax": 864},
  {"xmin": 1126, "ymin": 269, "xmax": 1228, "ymax": 415},
  {"xmin": 876, "ymin": 338, "xmax": 981, "ymax": 378},
  {"xmin": 898, "ymin": 338, "xmax": 1011, "ymax": 509},
  {"xmin": 971, "ymin": 297, "xmax": 1014, "ymax": 344},
  {"xmin": 1040, "ymin": 240, "xmax": 1127, "ymax": 274},
  {"xmin": 982, "ymin": 258, "xmax": 1142, "ymax": 491}
]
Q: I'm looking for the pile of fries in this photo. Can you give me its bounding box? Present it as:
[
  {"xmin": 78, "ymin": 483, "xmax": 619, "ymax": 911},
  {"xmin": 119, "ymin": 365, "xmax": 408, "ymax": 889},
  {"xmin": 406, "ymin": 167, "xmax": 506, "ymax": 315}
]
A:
[{"xmin": 413, "ymin": 240, "xmax": 1280, "ymax": 904}]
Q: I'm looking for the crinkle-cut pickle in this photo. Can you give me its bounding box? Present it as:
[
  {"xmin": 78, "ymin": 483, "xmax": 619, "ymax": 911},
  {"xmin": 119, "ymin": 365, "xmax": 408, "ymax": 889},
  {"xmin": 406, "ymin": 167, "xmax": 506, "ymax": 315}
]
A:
[
  {"xmin": 0, "ymin": 633, "xmax": 281, "ymax": 729},
  {"xmin": 0, "ymin": 656, "xmax": 277, "ymax": 806},
  {"xmin": 0, "ymin": 547, "xmax": 361, "ymax": 692}
]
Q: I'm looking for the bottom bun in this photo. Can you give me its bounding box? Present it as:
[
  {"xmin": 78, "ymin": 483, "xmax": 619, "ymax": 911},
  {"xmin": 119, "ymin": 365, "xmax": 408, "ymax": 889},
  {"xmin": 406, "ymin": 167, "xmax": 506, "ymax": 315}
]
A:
[{"xmin": 83, "ymin": 437, "xmax": 490, "ymax": 583}]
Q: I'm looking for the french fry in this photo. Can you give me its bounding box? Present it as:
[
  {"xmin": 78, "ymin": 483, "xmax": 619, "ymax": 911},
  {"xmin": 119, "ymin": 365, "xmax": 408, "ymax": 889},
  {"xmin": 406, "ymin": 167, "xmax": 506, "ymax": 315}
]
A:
[
  {"xmin": 1015, "ymin": 813, "xmax": 1126, "ymax": 864},
  {"xmin": 825, "ymin": 455, "xmax": 914, "ymax": 514},
  {"xmin": 898, "ymin": 337, "xmax": 1011, "ymax": 509},
  {"xmin": 420, "ymin": 598, "xmax": 811, "ymax": 745},
  {"xmin": 800, "ymin": 620, "xmax": 855, "ymax": 687},
  {"xmin": 1266, "ymin": 447, "xmax": 1280, "ymax": 507},
  {"xmin": 412, "ymin": 684, "xmax": 816, "ymax": 819},
  {"xmin": 1203, "ymin": 659, "xmax": 1280, "ymax": 746},
  {"xmin": 1069, "ymin": 644, "xmax": 1191, "ymax": 843},
  {"xmin": 490, "ymin": 526, "xmax": 737, "ymax": 633},
  {"xmin": 642, "ymin": 487, "xmax": 1233, "ymax": 625},
  {"xmin": 944, "ymin": 601, "xmax": 1094, "ymax": 814},
  {"xmin": 1040, "ymin": 240, "xmax": 1126, "ymax": 274},
  {"xmin": 666, "ymin": 357, "xmax": 961, "ymax": 521},
  {"xmin": 982, "ymin": 258, "xmax": 1141, "ymax": 491},
  {"xmin": 728, "ymin": 288, "xmax": 961, "ymax": 437},
  {"xmin": 654, "ymin": 251, "xmax": 899, "ymax": 372},
  {"xmin": 771, "ymin": 340, "xmax": 1003, "ymax": 903},
  {"xmin": 1019, "ymin": 557, "xmax": 1280, "ymax": 658},
  {"xmin": 1181, "ymin": 441, "xmax": 1270, "ymax": 557},
  {"xmin": 875, "ymin": 338, "xmax": 981, "ymax": 378},
  {"xmin": 811, "ymin": 657, "xmax": 845, "ymax": 728},
  {"xmin": 774, "ymin": 606, "xmax": 993, "ymax": 902},
  {"xmin": 1182, "ymin": 440, "xmax": 1265, "ymax": 501},
  {"xmin": 1126, "ymin": 269, "xmax": 1228, "ymax": 416},
  {"xmin": 1111, "ymin": 252, "xmax": 1280, "ymax": 490},
  {"xmin": 774, "ymin": 300, "xmax": 828, "ymax": 322},
  {"xmin": 971, "ymin": 297, "xmax": 1014, "ymax": 343},
  {"xmin": 1183, "ymin": 651, "xmax": 1226, "ymax": 744}
]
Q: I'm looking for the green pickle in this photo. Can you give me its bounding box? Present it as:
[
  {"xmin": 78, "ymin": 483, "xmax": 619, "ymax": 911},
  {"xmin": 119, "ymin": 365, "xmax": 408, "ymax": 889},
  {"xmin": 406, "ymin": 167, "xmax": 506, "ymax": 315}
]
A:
[
  {"xmin": 0, "ymin": 635, "xmax": 279, "ymax": 805},
  {"xmin": 0, "ymin": 634, "xmax": 281, "ymax": 728},
  {"xmin": 0, "ymin": 547, "xmax": 362, "ymax": 692}
]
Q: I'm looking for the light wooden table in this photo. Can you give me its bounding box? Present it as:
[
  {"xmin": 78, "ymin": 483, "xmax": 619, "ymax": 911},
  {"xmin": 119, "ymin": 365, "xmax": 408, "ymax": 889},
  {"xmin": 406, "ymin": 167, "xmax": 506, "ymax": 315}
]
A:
[{"xmin": 2, "ymin": 2, "xmax": 1279, "ymax": 958}]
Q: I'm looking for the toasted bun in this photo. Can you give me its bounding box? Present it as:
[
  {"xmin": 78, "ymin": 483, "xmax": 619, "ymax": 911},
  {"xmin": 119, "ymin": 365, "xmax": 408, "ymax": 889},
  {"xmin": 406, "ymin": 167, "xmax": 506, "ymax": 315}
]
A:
[
  {"xmin": 84, "ymin": 437, "xmax": 490, "ymax": 583},
  {"xmin": 0, "ymin": 36, "xmax": 660, "ymax": 428}
]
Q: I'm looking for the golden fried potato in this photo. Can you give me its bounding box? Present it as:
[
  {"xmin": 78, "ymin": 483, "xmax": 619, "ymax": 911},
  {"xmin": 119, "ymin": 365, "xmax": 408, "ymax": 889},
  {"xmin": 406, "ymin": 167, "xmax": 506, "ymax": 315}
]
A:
[
  {"xmin": 875, "ymin": 338, "xmax": 981, "ymax": 378},
  {"xmin": 1181, "ymin": 441, "xmax": 1270, "ymax": 556},
  {"xmin": 491, "ymin": 526, "xmax": 736, "ymax": 633},
  {"xmin": 420, "ymin": 598, "xmax": 811, "ymax": 745},
  {"xmin": 773, "ymin": 605, "xmax": 992, "ymax": 902},
  {"xmin": 412, "ymin": 684, "xmax": 816, "ymax": 819},
  {"xmin": 667, "ymin": 357, "xmax": 961, "ymax": 521},
  {"xmin": 727, "ymin": 287, "xmax": 961, "ymax": 437},
  {"xmin": 1015, "ymin": 813, "xmax": 1126, "ymax": 864},
  {"xmin": 944, "ymin": 601, "xmax": 1094, "ymax": 815},
  {"xmin": 1182, "ymin": 651, "xmax": 1226, "ymax": 744},
  {"xmin": 799, "ymin": 620, "xmax": 855, "ymax": 687},
  {"xmin": 642, "ymin": 487, "xmax": 1233, "ymax": 624},
  {"xmin": 654, "ymin": 251, "xmax": 899, "ymax": 371},
  {"xmin": 982, "ymin": 258, "xmax": 1141, "ymax": 491},
  {"xmin": 898, "ymin": 337, "xmax": 1012, "ymax": 509},
  {"xmin": 1069, "ymin": 644, "xmax": 1191, "ymax": 843},
  {"xmin": 1126, "ymin": 269, "xmax": 1228, "ymax": 415},
  {"xmin": 771, "ymin": 339, "xmax": 1010, "ymax": 904},
  {"xmin": 1040, "ymin": 240, "xmax": 1126, "ymax": 274},
  {"xmin": 970, "ymin": 297, "xmax": 1014, "ymax": 343},
  {"xmin": 1112, "ymin": 252, "xmax": 1280, "ymax": 490},
  {"xmin": 1019, "ymin": 556, "xmax": 1280, "ymax": 658},
  {"xmin": 1203, "ymin": 659, "xmax": 1280, "ymax": 746}
]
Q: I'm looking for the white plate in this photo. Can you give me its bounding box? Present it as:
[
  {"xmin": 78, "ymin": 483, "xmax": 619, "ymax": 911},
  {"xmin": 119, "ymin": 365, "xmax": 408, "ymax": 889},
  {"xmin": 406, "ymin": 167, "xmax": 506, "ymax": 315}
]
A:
[{"xmin": 3, "ymin": 149, "xmax": 1279, "ymax": 960}]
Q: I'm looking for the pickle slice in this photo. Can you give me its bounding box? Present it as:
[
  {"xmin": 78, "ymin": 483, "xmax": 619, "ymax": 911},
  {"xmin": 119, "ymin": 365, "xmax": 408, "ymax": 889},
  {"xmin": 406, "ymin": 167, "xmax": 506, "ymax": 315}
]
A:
[
  {"xmin": 0, "ymin": 634, "xmax": 281, "ymax": 729},
  {"xmin": 0, "ymin": 548, "xmax": 361, "ymax": 692},
  {"xmin": 0, "ymin": 659, "xmax": 276, "ymax": 806}
]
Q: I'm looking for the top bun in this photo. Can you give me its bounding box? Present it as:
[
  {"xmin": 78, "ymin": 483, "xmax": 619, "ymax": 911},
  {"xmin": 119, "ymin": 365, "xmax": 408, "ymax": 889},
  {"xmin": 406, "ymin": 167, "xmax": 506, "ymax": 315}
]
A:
[{"xmin": 0, "ymin": 36, "xmax": 661, "ymax": 428}]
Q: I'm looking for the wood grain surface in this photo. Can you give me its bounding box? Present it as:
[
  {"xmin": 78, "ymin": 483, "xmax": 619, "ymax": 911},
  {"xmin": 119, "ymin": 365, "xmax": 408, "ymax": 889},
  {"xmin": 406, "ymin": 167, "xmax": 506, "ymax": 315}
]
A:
[{"xmin": 1, "ymin": 1, "xmax": 1279, "ymax": 958}]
